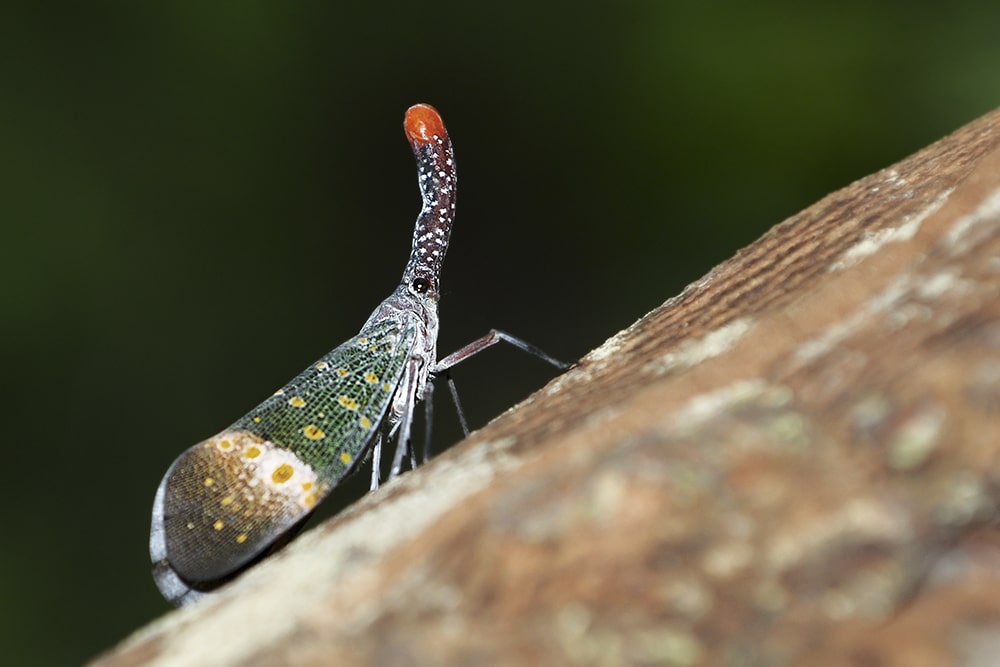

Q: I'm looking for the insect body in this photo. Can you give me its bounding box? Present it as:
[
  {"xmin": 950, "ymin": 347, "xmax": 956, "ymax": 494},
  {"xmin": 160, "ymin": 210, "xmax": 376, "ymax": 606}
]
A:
[{"xmin": 150, "ymin": 104, "xmax": 565, "ymax": 606}]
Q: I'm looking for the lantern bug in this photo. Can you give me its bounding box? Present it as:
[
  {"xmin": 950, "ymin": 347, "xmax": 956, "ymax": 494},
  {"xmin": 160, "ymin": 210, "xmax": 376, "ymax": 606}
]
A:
[{"xmin": 150, "ymin": 103, "xmax": 568, "ymax": 605}]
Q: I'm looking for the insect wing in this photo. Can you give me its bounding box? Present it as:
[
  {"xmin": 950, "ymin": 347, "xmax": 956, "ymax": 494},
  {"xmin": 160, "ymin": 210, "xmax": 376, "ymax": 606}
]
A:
[{"xmin": 152, "ymin": 321, "xmax": 415, "ymax": 584}]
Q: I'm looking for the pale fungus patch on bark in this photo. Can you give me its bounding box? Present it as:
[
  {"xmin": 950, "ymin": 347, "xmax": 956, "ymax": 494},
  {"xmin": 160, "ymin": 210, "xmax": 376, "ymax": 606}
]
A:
[{"xmin": 885, "ymin": 406, "xmax": 945, "ymax": 471}]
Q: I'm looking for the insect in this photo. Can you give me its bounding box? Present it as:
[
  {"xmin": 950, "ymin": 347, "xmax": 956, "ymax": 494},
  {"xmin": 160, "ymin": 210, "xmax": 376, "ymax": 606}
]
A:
[{"xmin": 150, "ymin": 103, "xmax": 568, "ymax": 606}]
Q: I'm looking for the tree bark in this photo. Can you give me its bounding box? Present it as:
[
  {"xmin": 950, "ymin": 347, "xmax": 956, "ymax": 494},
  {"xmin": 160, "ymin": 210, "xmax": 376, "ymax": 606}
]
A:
[{"xmin": 95, "ymin": 107, "xmax": 1000, "ymax": 667}]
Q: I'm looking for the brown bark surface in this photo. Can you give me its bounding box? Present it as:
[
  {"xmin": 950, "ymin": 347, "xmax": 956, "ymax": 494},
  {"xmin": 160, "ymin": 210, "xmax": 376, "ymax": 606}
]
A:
[{"xmin": 95, "ymin": 108, "xmax": 1000, "ymax": 667}]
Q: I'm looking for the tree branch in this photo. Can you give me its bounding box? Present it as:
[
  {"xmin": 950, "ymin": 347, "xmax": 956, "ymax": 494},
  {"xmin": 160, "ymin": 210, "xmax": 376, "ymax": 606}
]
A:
[{"xmin": 95, "ymin": 107, "xmax": 1000, "ymax": 667}]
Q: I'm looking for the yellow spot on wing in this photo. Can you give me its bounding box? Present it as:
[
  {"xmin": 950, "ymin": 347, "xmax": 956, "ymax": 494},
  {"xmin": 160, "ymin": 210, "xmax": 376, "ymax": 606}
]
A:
[
  {"xmin": 245, "ymin": 446, "xmax": 261, "ymax": 459},
  {"xmin": 340, "ymin": 451, "xmax": 353, "ymax": 465},
  {"xmin": 301, "ymin": 481, "xmax": 313, "ymax": 491},
  {"xmin": 220, "ymin": 496, "xmax": 234, "ymax": 506},
  {"xmin": 359, "ymin": 416, "xmax": 372, "ymax": 429},
  {"xmin": 273, "ymin": 388, "xmax": 285, "ymax": 396},
  {"xmin": 382, "ymin": 382, "xmax": 392, "ymax": 392},
  {"xmin": 253, "ymin": 416, "xmax": 262, "ymax": 424},
  {"xmin": 336, "ymin": 368, "xmax": 349, "ymax": 377},
  {"xmin": 364, "ymin": 371, "xmax": 378, "ymax": 384},
  {"xmin": 303, "ymin": 493, "xmax": 318, "ymax": 508},
  {"xmin": 338, "ymin": 395, "xmax": 359, "ymax": 410},
  {"xmin": 236, "ymin": 533, "xmax": 248, "ymax": 544},
  {"xmin": 213, "ymin": 520, "xmax": 224, "ymax": 531},
  {"xmin": 289, "ymin": 396, "xmax": 306, "ymax": 408},
  {"xmin": 204, "ymin": 477, "xmax": 215, "ymax": 487},
  {"xmin": 303, "ymin": 424, "xmax": 325, "ymax": 440},
  {"xmin": 218, "ymin": 440, "xmax": 233, "ymax": 451},
  {"xmin": 316, "ymin": 361, "xmax": 329, "ymax": 370},
  {"xmin": 272, "ymin": 463, "xmax": 294, "ymax": 483}
]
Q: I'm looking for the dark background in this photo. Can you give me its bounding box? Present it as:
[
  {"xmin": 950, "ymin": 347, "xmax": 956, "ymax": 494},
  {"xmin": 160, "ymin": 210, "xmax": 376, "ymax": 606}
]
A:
[{"xmin": 1, "ymin": 3, "xmax": 996, "ymax": 663}]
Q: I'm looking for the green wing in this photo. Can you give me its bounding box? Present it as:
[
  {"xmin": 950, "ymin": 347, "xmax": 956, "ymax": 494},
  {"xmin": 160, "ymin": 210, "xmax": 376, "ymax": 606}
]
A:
[{"xmin": 156, "ymin": 321, "xmax": 415, "ymax": 583}]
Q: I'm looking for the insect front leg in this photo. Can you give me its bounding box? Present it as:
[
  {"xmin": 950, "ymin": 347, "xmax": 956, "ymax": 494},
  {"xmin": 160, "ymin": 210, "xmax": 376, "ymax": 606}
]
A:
[
  {"xmin": 427, "ymin": 329, "xmax": 568, "ymax": 447},
  {"xmin": 388, "ymin": 357, "xmax": 422, "ymax": 480},
  {"xmin": 370, "ymin": 432, "xmax": 383, "ymax": 491}
]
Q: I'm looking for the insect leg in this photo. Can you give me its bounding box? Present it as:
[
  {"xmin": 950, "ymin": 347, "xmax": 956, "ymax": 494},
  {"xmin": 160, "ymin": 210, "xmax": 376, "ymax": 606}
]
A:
[
  {"xmin": 370, "ymin": 432, "xmax": 383, "ymax": 491},
  {"xmin": 422, "ymin": 370, "xmax": 470, "ymax": 464},
  {"xmin": 417, "ymin": 379, "xmax": 433, "ymax": 467},
  {"xmin": 440, "ymin": 371, "xmax": 470, "ymax": 438},
  {"xmin": 421, "ymin": 331, "xmax": 566, "ymax": 459},
  {"xmin": 413, "ymin": 369, "xmax": 473, "ymax": 466},
  {"xmin": 389, "ymin": 359, "xmax": 421, "ymax": 479},
  {"xmin": 433, "ymin": 329, "xmax": 566, "ymax": 435},
  {"xmin": 433, "ymin": 329, "xmax": 569, "ymax": 373}
]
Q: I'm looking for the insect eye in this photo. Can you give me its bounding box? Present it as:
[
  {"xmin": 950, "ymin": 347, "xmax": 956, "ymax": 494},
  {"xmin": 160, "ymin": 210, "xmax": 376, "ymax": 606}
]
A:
[{"xmin": 411, "ymin": 277, "xmax": 431, "ymax": 294}]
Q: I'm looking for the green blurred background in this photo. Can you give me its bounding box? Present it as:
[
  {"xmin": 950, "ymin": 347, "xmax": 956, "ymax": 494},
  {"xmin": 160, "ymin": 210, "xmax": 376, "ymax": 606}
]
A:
[{"xmin": 1, "ymin": 2, "xmax": 996, "ymax": 663}]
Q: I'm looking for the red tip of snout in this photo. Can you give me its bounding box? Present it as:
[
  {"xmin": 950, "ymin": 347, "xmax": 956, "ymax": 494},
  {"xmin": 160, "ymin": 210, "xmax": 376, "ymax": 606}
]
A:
[{"xmin": 404, "ymin": 103, "xmax": 447, "ymax": 146}]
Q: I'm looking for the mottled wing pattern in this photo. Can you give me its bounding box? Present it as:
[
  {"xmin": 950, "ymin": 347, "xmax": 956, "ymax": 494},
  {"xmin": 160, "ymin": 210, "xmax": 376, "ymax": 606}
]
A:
[{"xmin": 157, "ymin": 321, "xmax": 415, "ymax": 582}]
